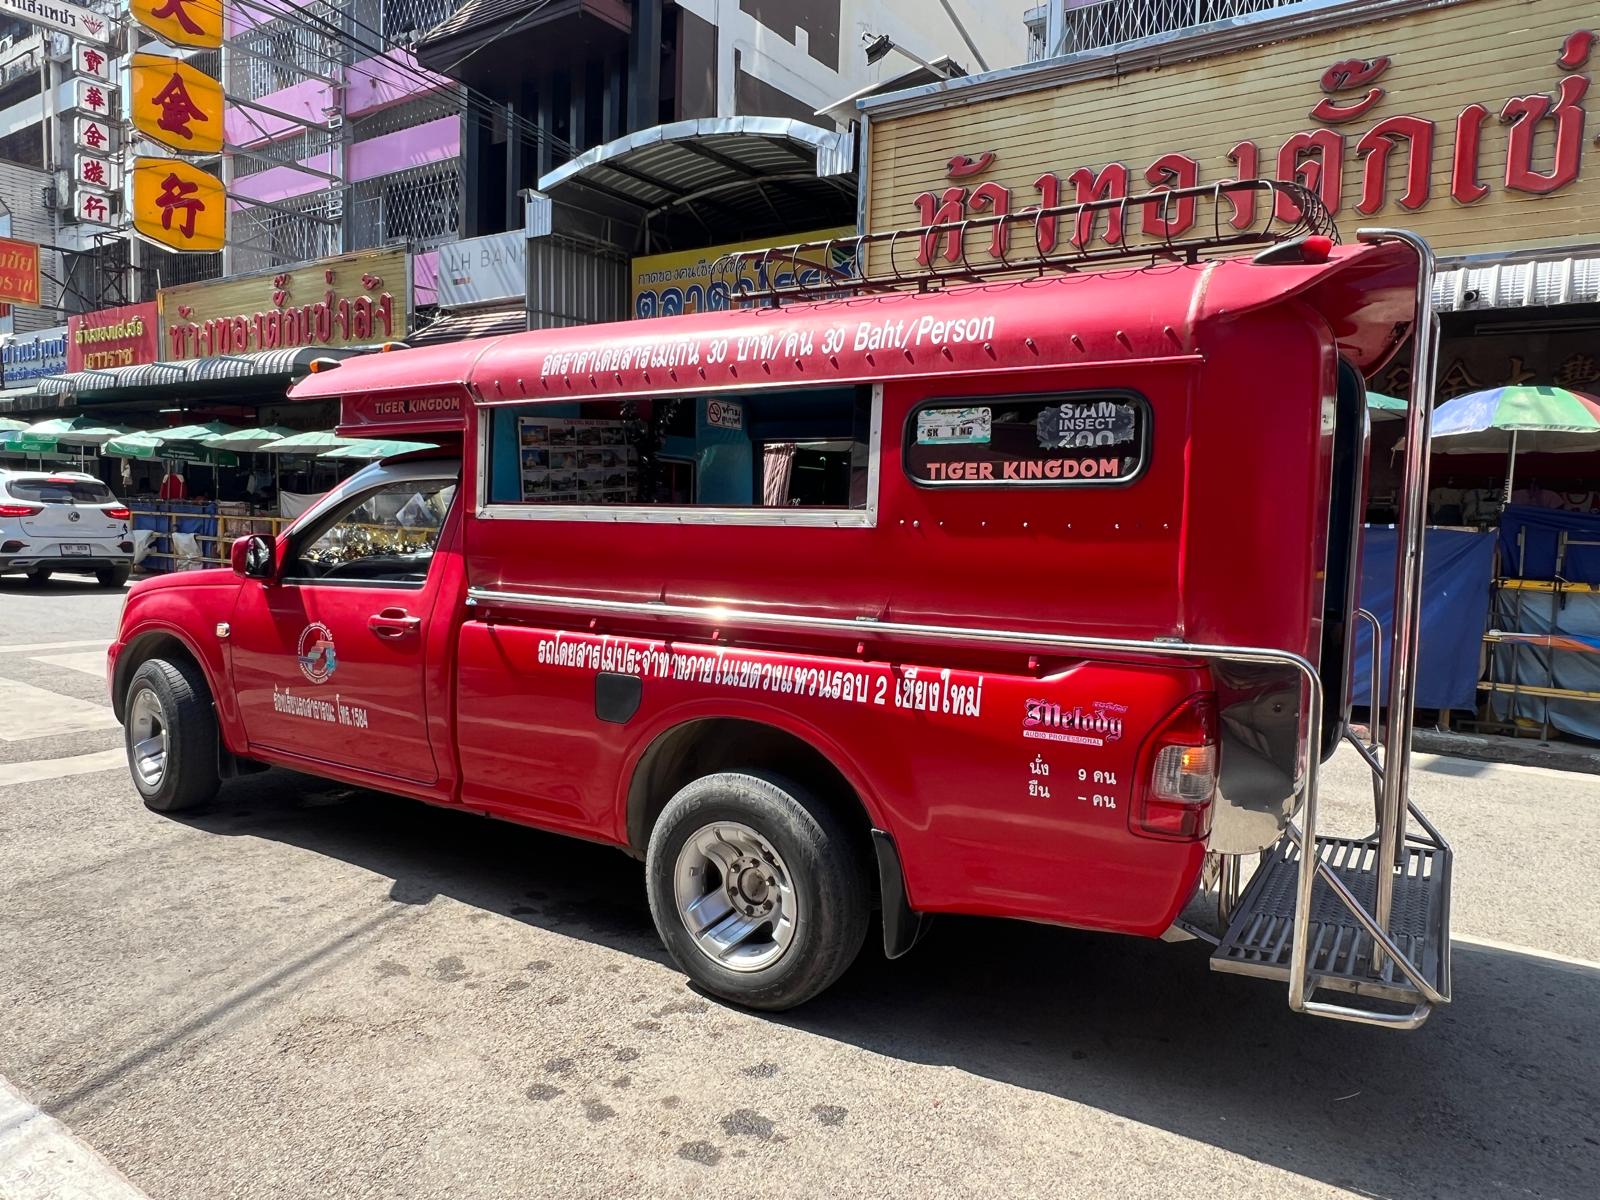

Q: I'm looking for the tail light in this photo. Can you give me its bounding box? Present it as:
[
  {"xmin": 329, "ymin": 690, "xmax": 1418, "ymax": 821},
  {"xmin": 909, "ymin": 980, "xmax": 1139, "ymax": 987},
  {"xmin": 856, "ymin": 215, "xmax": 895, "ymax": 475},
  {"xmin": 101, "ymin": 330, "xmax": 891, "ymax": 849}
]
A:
[
  {"xmin": 0, "ymin": 503, "xmax": 41, "ymax": 517},
  {"xmin": 104, "ymin": 505, "xmax": 132, "ymax": 520},
  {"xmin": 1131, "ymin": 694, "xmax": 1219, "ymax": 842}
]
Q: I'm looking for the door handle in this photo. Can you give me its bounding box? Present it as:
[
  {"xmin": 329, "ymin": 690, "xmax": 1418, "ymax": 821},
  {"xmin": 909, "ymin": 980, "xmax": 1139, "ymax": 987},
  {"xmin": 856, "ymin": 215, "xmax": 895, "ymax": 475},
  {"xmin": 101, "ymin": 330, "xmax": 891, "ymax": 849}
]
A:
[{"xmin": 368, "ymin": 608, "xmax": 422, "ymax": 638}]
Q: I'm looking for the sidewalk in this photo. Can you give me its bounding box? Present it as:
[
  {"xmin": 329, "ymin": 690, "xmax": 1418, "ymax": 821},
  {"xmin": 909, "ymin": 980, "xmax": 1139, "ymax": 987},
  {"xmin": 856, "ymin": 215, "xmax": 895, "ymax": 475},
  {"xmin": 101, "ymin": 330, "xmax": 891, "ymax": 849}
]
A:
[{"xmin": 1411, "ymin": 728, "xmax": 1600, "ymax": 776}]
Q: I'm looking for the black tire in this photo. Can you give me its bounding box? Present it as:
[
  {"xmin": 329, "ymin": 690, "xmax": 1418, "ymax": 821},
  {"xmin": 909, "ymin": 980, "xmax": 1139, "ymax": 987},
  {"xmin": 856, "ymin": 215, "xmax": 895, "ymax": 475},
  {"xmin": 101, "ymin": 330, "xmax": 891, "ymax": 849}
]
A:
[
  {"xmin": 25, "ymin": 568, "xmax": 50, "ymax": 587},
  {"xmin": 124, "ymin": 657, "xmax": 221, "ymax": 813},
  {"xmin": 645, "ymin": 771, "xmax": 869, "ymax": 1011},
  {"xmin": 96, "ymin": 565, "xmax": 130, "ymax": 589}
]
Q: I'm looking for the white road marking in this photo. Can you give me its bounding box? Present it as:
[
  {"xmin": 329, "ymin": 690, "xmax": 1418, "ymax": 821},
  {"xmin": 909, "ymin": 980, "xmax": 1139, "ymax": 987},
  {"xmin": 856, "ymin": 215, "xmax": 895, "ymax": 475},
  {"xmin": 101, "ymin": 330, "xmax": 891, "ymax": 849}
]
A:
[
  {"xmin": 0, "ymin": 679, "xmax": 119, "ymax": 741},
  {"xmin": 0, "ymin": 749, "xmax": 126, "ymax": 788},
  {"xmin": 0, "ymin": 639, "xmax": 110, "ymax": 655},
  {"xmin": 0, "ymin": 1075, "xmax": 151, "ymax": 1200},
  {"xmin": 28, "ymin": 651, "xmax": 109, "ymax": 678},
  {"xmin": 1454, "ymin": 933, "xmax": 1600, "ymax": 971}
]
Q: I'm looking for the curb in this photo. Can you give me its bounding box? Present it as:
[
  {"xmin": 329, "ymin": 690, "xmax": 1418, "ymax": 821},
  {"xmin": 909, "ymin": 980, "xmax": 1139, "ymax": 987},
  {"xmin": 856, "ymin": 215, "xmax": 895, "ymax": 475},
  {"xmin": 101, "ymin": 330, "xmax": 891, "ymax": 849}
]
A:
[{"xmin": 1411, "ymin": 728, "xmax": 1600, "ymax": 776}]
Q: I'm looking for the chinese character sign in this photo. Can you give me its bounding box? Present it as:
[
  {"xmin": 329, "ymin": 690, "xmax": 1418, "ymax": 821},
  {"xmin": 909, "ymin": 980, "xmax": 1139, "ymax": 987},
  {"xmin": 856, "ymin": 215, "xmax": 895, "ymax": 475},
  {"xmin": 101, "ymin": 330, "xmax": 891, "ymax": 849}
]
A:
[
  {"xmin": 74, "ymin": 43, "xmax": 108, "ymax": 79},
  {"xmin": 75, "ymin": 154, "xmax": 118, "ymax": 191},
  {"xmin": 131, "ymin": 54, "xmax": 223, "ymax": 155},
  {"xmin": 0, "ymin": 237, "xmax": 41, "ymax": 307},
  {"xmin": 129, "ymin": 0, "xmax": 222, "ymax": 50},
  {"xmin": 74, "ymin": 189, "xmax": 114, "ymax": 226},
  {"xmin": 73, "ymin": 77, "xmax": 114, "ymax": 118},
  {"xmin": 132, "ymin": 157, "xmax": 225, "ymax": 253}
]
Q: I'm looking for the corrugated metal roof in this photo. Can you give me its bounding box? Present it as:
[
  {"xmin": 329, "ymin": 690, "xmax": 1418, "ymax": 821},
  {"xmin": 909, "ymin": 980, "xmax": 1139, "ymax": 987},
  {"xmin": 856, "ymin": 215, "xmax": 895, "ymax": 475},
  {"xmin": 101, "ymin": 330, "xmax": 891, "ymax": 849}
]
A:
[
  {"xmin": 410, "ymin": 304, "xmax": 528, "ymax": 346},
  {"xmin": 536, "ymin": 118, "xmax": 856, "ymax": 250},
  {"xmin": 1433, "ymin": 255, "xmax": 1600, "ymax": 312},
  {"xmin": 34, "ymin": 348, "xmax": 371, "ymax": 399}
]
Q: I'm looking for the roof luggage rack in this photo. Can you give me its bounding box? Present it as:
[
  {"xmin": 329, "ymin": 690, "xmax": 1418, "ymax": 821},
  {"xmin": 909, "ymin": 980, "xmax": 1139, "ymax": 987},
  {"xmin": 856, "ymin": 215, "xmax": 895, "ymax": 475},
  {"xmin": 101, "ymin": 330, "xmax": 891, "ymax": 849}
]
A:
[{"xmin": 711, "ymin": 179, "xmax": 1338, "ymax": 306}]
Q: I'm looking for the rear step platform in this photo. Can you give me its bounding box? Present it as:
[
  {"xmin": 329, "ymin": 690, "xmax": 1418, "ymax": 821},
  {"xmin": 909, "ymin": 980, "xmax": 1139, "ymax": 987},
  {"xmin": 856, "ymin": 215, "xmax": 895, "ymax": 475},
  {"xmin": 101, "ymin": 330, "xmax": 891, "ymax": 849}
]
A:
[{"xmin": 1210, "ymin": 834, "xmax": 1452, "ymax": 1006}]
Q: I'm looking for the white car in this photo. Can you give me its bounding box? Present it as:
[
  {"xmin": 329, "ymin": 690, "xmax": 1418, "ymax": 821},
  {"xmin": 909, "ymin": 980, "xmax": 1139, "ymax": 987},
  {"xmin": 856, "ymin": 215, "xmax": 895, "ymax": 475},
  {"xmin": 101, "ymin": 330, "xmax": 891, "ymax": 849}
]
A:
[{"xmin": 0, "ymin": 468, "xmax": 133, "ymax": 588}]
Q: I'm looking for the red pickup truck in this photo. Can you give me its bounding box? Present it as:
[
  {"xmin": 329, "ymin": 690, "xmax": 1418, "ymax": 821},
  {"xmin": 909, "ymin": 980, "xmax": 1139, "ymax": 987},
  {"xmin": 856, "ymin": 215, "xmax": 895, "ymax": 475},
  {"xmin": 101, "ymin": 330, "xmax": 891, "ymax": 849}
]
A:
[{"xmin": 109, "ymin": 203, "xmax": 1452, "ymax": 1026}]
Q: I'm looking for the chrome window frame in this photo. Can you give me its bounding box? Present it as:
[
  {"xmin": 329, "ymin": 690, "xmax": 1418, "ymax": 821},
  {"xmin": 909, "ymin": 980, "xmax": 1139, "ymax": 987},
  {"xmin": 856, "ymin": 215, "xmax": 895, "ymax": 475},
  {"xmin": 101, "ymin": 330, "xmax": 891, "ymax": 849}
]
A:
[{"xmin": 474, "ymin": 384, "xmax": 882, "ymax": 529}]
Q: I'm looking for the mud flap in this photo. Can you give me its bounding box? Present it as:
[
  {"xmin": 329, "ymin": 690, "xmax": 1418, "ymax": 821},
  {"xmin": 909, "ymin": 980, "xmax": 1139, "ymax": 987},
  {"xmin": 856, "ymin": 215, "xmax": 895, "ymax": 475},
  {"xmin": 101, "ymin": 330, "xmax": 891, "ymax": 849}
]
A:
[{"xmin": 871, "ymin": 829, "xmax": 930, "ymax": 959}]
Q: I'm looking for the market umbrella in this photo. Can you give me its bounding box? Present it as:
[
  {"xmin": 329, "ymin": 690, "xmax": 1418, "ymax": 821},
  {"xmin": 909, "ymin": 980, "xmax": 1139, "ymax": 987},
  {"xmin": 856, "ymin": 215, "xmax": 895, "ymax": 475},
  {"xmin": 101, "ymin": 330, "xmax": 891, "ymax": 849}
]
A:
[
  {"xmin": 257, "ymin": 430, "xmax": 357, "ymax": 454},
  {"xmin": 1366, "ymin": 391, "xmax": 1407, "ymax": 421},
  {"xmin": 0, "ymin": 417, "xmax": 26, "ymax": 432},
  {"xmin": 154, "ymin": 420, "xmax": 241, "ymax": 443},
  {"xmin": 201, "ymin": 425, "xmax": 298, "ymax": 451},
  {"xmin": 319, "ymin": 439, "xmax": 438, "ymax": 460},
  {"xmin": 1431, "ymin": 385, "xmax": 1600, "ymax": 502},
  {"xmin": 101, "ymin": 431, "xmax": 239, "ymax": 466},
  {"xmin": 22, "ymin": 416, "xmax": 135, "ymax": 446}
]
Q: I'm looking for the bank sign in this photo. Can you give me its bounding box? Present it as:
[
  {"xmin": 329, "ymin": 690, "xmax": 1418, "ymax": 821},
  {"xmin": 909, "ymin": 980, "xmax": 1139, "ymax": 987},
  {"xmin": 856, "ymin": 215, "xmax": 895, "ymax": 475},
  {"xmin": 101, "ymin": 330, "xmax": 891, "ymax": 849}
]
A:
[
  {"xmin": 864, "ymin": 0, "xmax": 1600, "ymax": 262},
  {"xmin": 2, "ymin": 326, "xmax": 68, "ymax": 385}
]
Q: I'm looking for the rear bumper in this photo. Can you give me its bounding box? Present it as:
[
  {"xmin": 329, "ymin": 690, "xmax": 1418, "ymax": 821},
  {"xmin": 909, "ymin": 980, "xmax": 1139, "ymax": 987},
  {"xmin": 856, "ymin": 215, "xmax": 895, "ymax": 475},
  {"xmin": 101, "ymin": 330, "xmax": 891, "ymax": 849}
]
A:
[{"xmin": 1, "ymin": 555, "xmax": 131, "ymax": 574}]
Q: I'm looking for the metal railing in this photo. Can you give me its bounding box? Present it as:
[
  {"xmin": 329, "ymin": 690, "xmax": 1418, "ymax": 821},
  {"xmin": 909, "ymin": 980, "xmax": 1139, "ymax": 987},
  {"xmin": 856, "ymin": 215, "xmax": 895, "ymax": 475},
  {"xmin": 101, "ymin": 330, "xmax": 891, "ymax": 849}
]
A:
[
  {"xmin": 1046, "ymin": 0, "xmax": 1299, "ymax": 57},
  {"xmin": 712, "ymin": 179, "xmax": 1337, "ymax": 305}
]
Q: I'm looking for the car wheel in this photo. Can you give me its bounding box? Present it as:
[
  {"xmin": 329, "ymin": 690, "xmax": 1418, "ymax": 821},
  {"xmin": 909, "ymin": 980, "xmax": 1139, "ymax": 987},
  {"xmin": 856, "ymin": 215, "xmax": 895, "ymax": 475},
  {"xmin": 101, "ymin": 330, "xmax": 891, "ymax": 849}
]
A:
[
  {"xmin": 124, "ymin": 657, "xmax": 220, "ymax": 813},
  {"xmin": 646, "ymin": 771, "xmax": 869, "ymax": 1011},
  {"xmin": 96, "ymin": 565, "xmax": 130, "ymax": 588},
  {"xmin": 25, "ymin": 568, "xmax": 50, "ymax": 587}
]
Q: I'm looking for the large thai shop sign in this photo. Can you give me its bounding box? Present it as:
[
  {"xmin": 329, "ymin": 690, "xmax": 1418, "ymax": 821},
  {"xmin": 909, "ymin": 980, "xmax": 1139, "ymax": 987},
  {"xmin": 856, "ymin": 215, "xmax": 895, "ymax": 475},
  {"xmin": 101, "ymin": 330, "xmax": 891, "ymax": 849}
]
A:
[
  {"xmin": 159, "ymin": 247, "xmax": 409, "ymax": 360},
  {"xmin": 864, "ymin": 0, "xmax": 1600, "ymax": 262}
]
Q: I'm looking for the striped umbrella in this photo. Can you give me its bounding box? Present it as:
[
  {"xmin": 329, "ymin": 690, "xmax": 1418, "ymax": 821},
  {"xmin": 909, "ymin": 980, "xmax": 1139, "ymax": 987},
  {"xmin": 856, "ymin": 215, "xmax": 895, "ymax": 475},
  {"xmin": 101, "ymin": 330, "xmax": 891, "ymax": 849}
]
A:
[{"xmin": 1432, "ymin": 385, "xmax": 1600, "ymax": 502}]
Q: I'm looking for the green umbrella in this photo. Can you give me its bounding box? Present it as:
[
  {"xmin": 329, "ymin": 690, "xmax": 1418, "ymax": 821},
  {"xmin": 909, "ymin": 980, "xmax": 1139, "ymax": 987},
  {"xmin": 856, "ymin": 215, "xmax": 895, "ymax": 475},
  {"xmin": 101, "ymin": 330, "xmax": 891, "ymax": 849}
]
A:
[
  {"xmin": 154, "ymin": 420, "xmax": 240, "ymax": 443},
  {"xmin": 1367, "ymin": 391, "xmax": 1407, "ymax": 421},
  {"xmin": 102, "ymin": 432, "xmax": 238, "ymax": 466},
  {"xmin": 0, "ymin": 429, "xmax": 72, "ymax": 458},
  {"xmin": 319, "ymin": 439, "xmax": 438, "ymax": 460},
  {"xmin": 202, "ymin": 425, "xmax": 298, "ymax": 450},
  {"xmin": 22, "ymin": 416, "xmax": 134, "ymax": 446},
  {"xmin": 257, "ymin": 430, "xmax": 357, "ymax": 454}
]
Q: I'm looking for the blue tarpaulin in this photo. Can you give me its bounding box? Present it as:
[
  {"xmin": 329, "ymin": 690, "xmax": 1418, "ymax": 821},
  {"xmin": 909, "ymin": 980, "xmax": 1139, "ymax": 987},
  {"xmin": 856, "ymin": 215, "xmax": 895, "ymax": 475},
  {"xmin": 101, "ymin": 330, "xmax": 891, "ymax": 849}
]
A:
[
  {"xmin": 133, "ymin": 501, "xmax": 218, "ymax": 573},
  {"xmin": 1497, "ymin": 504, "xmax": 1600, "ymax": 584},
  {"xmin": 1352, "ymin": 526, "xmax": 1496, "ymax": 712}
]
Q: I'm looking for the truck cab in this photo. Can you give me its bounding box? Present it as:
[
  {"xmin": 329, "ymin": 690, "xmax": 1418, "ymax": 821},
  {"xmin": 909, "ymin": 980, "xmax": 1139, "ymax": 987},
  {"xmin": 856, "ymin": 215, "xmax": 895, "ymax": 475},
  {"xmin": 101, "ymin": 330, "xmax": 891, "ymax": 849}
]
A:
[{"xmin": 109, "ymin": 199, "xmax": 1451, "ymax": 1028}]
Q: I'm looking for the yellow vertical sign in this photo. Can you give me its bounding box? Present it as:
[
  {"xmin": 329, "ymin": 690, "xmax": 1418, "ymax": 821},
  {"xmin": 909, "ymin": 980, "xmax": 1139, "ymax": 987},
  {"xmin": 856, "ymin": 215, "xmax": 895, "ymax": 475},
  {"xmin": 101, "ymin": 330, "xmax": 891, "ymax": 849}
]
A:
[
  {"xmin": 130, "ymin": 53, "xmax": 224, "ymax": 155},
  {"xmin": 132, "ymin": 157, "xmax": 226, "ymax": 253},
  {"xmin": 129, "ymin": 0, "xmax": 223, "ymax": 51}
]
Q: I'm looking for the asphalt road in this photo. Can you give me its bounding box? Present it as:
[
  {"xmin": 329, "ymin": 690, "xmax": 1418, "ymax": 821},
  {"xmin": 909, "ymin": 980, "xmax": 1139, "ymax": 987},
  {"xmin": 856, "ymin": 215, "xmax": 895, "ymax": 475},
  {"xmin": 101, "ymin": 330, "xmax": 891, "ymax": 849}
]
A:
[{"xmin": 1, "ymin": 574, "xmax": 1597, "ymax": 1200}]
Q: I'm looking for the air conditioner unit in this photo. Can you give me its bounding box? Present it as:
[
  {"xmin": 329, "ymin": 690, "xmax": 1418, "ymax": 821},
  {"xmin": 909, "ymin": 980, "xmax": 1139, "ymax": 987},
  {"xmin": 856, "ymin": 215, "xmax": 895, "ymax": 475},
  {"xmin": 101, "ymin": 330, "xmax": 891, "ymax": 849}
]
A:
[{"xmin": 44, "ymin": 32, "xmax": 70, "ymax": 63}]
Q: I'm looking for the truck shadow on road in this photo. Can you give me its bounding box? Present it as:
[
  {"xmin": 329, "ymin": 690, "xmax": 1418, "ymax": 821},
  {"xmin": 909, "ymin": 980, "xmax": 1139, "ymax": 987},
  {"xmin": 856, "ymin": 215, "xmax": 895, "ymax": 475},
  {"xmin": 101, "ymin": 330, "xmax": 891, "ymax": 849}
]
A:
[{"xmin": 191, "ymin": 772, "xmax": 1599, "ymax": 1200}]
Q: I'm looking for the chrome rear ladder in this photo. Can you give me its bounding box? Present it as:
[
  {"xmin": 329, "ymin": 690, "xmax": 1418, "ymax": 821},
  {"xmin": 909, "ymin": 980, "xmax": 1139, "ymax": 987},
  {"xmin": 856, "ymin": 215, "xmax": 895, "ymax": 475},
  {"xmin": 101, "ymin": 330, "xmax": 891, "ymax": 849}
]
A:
[{"xmin": 1208, "ymin": 228, "xmax": 1452, "ymax": 1029}]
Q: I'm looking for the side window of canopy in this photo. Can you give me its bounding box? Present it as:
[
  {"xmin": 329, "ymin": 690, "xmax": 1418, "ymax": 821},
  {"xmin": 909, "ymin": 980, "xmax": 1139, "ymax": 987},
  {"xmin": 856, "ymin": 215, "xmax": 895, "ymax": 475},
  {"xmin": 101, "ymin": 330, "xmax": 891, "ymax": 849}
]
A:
[{"xmin": 486, "ymin": 385, "xmax": 874, "ymax": 511}]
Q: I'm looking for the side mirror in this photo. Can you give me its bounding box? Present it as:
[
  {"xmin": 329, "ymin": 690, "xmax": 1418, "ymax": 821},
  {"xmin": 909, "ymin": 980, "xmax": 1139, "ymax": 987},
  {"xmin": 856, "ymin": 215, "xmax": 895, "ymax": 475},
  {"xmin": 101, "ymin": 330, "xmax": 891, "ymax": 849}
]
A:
[{"xmin": 232, "ymin": 533, "xmax": 276, "ymax": 580}]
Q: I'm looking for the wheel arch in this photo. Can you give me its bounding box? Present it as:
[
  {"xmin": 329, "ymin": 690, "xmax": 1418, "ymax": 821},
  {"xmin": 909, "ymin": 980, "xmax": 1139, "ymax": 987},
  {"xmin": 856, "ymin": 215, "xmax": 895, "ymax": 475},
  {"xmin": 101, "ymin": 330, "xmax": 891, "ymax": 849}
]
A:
[
  {"xmin": 622, "ymin": 711, "xmax": 888, "ymax": 877},
  {"xmin": 112, "ymin": 626, "xmax": 214, "ymax": 723}
]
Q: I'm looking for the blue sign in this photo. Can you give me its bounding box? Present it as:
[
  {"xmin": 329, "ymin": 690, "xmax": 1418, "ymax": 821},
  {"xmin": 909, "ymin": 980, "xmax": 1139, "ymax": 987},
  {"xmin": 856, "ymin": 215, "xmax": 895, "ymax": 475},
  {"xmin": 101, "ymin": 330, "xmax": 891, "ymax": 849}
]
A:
[{"xmin": 3, "ymin": 326, "xmax": 68, "ymax": 385}]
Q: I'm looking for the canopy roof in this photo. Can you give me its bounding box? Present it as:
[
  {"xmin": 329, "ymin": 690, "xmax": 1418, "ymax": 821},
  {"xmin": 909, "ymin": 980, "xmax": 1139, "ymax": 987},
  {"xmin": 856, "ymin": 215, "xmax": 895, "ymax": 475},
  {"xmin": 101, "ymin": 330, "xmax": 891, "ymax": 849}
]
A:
[
  {"xmin": 36, "ymin": 348, "xmax": 372, "ymax": 408},
  {"xmin": 291, "ymin": 240, "xmax": 1423, "ymax": 408},
  {"xmin": 537, "ymin": 118, "xmax": 856, "ymax": 253}
]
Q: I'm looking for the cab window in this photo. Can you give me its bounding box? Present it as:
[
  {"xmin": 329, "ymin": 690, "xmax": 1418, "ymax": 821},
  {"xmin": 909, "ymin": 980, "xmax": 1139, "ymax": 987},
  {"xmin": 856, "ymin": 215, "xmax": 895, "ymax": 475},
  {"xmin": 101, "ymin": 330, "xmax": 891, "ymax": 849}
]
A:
[
  {"xmin": 285, "ymin": 478, "xmax": 456, "ymax": 586},
  {"xmin": 486, "ymin": 385, "xmax": 873, "ymax": 510}
]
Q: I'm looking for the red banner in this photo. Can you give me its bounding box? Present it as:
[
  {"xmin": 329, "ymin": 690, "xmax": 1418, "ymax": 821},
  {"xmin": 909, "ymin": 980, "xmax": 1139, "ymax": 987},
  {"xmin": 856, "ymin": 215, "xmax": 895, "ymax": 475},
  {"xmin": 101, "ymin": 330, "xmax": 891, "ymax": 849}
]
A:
[
  {"xmin": 67, "ymin": 301, "xmax": 160, "ymax": 372},
  {"xmin": 0, "ymin": 237, "xmax": 41, "ymax": 307}
]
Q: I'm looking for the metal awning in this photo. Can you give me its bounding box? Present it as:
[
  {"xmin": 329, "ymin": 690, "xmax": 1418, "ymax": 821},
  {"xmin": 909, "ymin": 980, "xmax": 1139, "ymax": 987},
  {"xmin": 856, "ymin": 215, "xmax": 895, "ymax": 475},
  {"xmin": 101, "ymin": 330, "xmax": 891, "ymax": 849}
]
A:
[
  {"xmin": 36, "ymin": 347, "xmax": 373, "ymax": 403},
  {"xmin": 409, "ymin": 303, "xmax": 528, "ymax": 347},
  {"xmin": 1434, "ymin": 253, "xmax": 1600, "ymax": 312},
  {"xmin": 537, "ymin": 118, "xmax": 857, "ymax": 253}
]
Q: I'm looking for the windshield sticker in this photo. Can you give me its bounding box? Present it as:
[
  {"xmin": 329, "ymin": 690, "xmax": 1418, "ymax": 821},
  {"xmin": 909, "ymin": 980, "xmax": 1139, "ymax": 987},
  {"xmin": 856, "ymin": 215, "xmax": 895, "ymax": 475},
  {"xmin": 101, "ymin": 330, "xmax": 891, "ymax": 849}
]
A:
[
  {"xmin": 1036, "ymin": 400, "xmax": 1136, "ymax": 448},
  {"xmin": 916, "ymin": 406, "xmax": 991, "ymax": 445}
]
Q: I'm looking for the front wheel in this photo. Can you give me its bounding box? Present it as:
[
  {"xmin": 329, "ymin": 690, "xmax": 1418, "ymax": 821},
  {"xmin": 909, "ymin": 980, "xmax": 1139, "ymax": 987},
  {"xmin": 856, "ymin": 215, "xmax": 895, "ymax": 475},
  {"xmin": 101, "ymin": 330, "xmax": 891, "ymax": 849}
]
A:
[
  {"xmin": 645, "ymin": 771, "xmax": 869, "ymax": 1011},
  {"xmin": 124, "ymin": 657, "xmax": 220, "ymax": 813}
]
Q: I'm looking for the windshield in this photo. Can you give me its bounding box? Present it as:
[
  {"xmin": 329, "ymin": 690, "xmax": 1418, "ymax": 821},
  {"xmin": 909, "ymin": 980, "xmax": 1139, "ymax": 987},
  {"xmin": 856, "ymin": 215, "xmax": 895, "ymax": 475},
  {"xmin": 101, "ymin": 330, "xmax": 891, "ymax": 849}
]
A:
[{"xmin": 9, "ymin": 478, "xmax": 117, "ymax": 504}]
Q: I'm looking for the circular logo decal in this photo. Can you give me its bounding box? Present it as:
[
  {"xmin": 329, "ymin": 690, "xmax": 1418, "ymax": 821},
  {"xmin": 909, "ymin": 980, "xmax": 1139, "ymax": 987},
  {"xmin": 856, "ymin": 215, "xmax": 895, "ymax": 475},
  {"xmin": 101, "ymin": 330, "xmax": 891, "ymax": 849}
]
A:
[
  {"xmin": 68, "ymin": 510, "xmax": 80, "ymax": 522},
  {"xmin": 296, "ymin": 621, "xmax": 337, "ymax": 684}
]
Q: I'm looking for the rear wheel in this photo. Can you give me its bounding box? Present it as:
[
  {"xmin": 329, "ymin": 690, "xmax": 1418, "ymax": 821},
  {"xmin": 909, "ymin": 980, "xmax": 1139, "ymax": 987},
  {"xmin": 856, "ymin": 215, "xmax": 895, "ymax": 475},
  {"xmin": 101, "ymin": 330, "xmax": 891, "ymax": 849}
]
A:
[
  {"xmin": 96, "ymin": 565, "xmax": 130, "ymax": 588},
  {"xmin": 25, "ymin": 568, "xmax": 50, "ymax": 587},
  {"xmin": 645, "ymin": 771, "xmax": 869, "ymax": 1011},
  {"xmin": 124, "ymin": 657, "xmax": 220, "ymax": 813}
]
